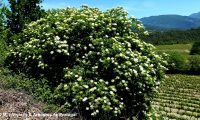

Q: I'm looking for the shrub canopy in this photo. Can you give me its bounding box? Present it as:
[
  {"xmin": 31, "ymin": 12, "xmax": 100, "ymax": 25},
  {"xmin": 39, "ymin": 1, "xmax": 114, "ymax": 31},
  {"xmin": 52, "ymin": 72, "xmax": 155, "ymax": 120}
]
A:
[{"xmin": 6, "ymin": 6, "xmax": 167, "ymax": 119}]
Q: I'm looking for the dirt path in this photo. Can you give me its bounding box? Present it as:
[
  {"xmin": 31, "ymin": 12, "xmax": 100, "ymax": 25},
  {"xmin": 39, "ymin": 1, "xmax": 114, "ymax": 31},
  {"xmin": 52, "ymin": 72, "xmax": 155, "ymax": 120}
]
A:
[{"xmin": 0, "ymin": 89, "xmax": 74, "ymax": 120}]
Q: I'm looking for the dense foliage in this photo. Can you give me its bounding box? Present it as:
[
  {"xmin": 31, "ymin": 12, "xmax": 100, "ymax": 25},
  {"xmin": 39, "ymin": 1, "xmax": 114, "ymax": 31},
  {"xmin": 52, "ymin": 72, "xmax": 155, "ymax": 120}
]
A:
[
  {"xmin": 141, "ymin": 28, "xmax": 200, "ymax": 45},
  {"xmin": 190, "ymin": 42, "xmax": 200, "ymax": 55},
  {"xmin": 6, "ymin": 6, "xmax": 167, "ymax": 119}
]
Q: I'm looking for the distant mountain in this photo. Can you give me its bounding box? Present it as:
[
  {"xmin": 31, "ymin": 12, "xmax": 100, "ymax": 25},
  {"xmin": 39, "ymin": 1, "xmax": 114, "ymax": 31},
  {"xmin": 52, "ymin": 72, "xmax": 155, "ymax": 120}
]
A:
[
  {"xmin": 142, "ymin": 24, "xmax": 181, "ymax": 31},
  {"xmin": 140, "ymin": 14, "xmax": 200, "ymax": 31},
  {"xmin": 189, "ymin": 12, "xmax": 200, "ymax": 19}
]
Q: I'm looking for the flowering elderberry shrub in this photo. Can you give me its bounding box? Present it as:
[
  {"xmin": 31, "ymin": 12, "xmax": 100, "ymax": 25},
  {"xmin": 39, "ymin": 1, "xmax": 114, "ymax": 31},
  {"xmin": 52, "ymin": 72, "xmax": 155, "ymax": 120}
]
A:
[{"xmin": 6, "ymin": 6, "xmax": 167, "ymax": 119}]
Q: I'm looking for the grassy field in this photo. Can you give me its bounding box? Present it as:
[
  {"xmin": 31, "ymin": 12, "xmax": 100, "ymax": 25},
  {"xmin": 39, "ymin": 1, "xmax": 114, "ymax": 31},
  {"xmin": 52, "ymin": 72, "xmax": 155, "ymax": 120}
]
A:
[
  {"xmin": 156, "ymin": 44, "xmax": 193, "ymax": 55},
  {"xmin": 153, "ymin": 74, "xmax": 200, "ymax": 120}
]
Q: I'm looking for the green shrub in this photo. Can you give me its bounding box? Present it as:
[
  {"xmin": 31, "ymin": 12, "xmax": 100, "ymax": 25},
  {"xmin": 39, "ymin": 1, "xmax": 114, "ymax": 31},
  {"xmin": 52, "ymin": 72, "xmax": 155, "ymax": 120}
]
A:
[
  {"xmin": 6, "ymin": 6, "xmax": 167, "ymax": 119},
  {"xmin": 188, "ymin": 55, "xmax": 200, "ymax": 74},
  {"xmin": 0, "ymin": 67, "xmax": 53, "ymax": 101},
  {"xmin": 190, "ymin": 42, "xmax": 200, "ymax": 55},
  {"xmin": 166, "ymin": 52, "xmax": 189, "ymax": 73}
]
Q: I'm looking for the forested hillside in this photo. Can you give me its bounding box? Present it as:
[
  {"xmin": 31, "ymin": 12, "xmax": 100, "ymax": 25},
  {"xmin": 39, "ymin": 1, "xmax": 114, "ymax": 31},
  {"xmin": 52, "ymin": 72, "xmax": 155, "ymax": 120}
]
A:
[{"xmin": 141, "ymin": 28, "xmax": 200, "ymax": 45}]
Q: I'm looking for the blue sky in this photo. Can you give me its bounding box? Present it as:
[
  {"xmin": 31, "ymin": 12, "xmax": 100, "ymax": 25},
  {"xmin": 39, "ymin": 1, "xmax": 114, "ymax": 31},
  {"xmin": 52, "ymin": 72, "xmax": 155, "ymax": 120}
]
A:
[{"xmin": 3, "ymin": 0, "xmax": 200, "ymax": 18}]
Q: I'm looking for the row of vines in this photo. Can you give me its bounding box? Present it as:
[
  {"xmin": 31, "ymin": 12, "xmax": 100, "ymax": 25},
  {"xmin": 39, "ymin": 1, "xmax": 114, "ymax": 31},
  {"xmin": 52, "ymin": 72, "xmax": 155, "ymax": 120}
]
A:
[{"xmin": 152, "ymin": 74, "xmax": 200, "ymax": 120}]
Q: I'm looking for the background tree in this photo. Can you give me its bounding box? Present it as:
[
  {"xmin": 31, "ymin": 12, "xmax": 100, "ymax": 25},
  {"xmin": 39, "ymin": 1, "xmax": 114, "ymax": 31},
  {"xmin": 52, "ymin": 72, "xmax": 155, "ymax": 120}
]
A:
[
  {"xmin": 0, "ymin": 0, "xmax": 6, "ymax": 31},
  {"xmin": 6, "ymin": 0, "xmax": 45, "ymax": 33},
  {"xmin": 0, "ymin": 1, "xmax": 3, "ymax": 29},
  {"xmin": 190, "ymin": 41, "xmax": 200, "ymax": 55}
]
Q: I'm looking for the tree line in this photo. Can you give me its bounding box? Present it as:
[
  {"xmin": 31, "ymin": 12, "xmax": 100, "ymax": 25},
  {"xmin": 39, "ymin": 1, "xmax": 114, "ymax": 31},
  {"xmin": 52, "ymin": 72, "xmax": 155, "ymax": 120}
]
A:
[
  {"xmin": 0, "ymin": 0, "xmax": 44, "ymax": 44},
  {"xmin": 140, "ymin": 28, "xmax": 200, "ymax": 45}
]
